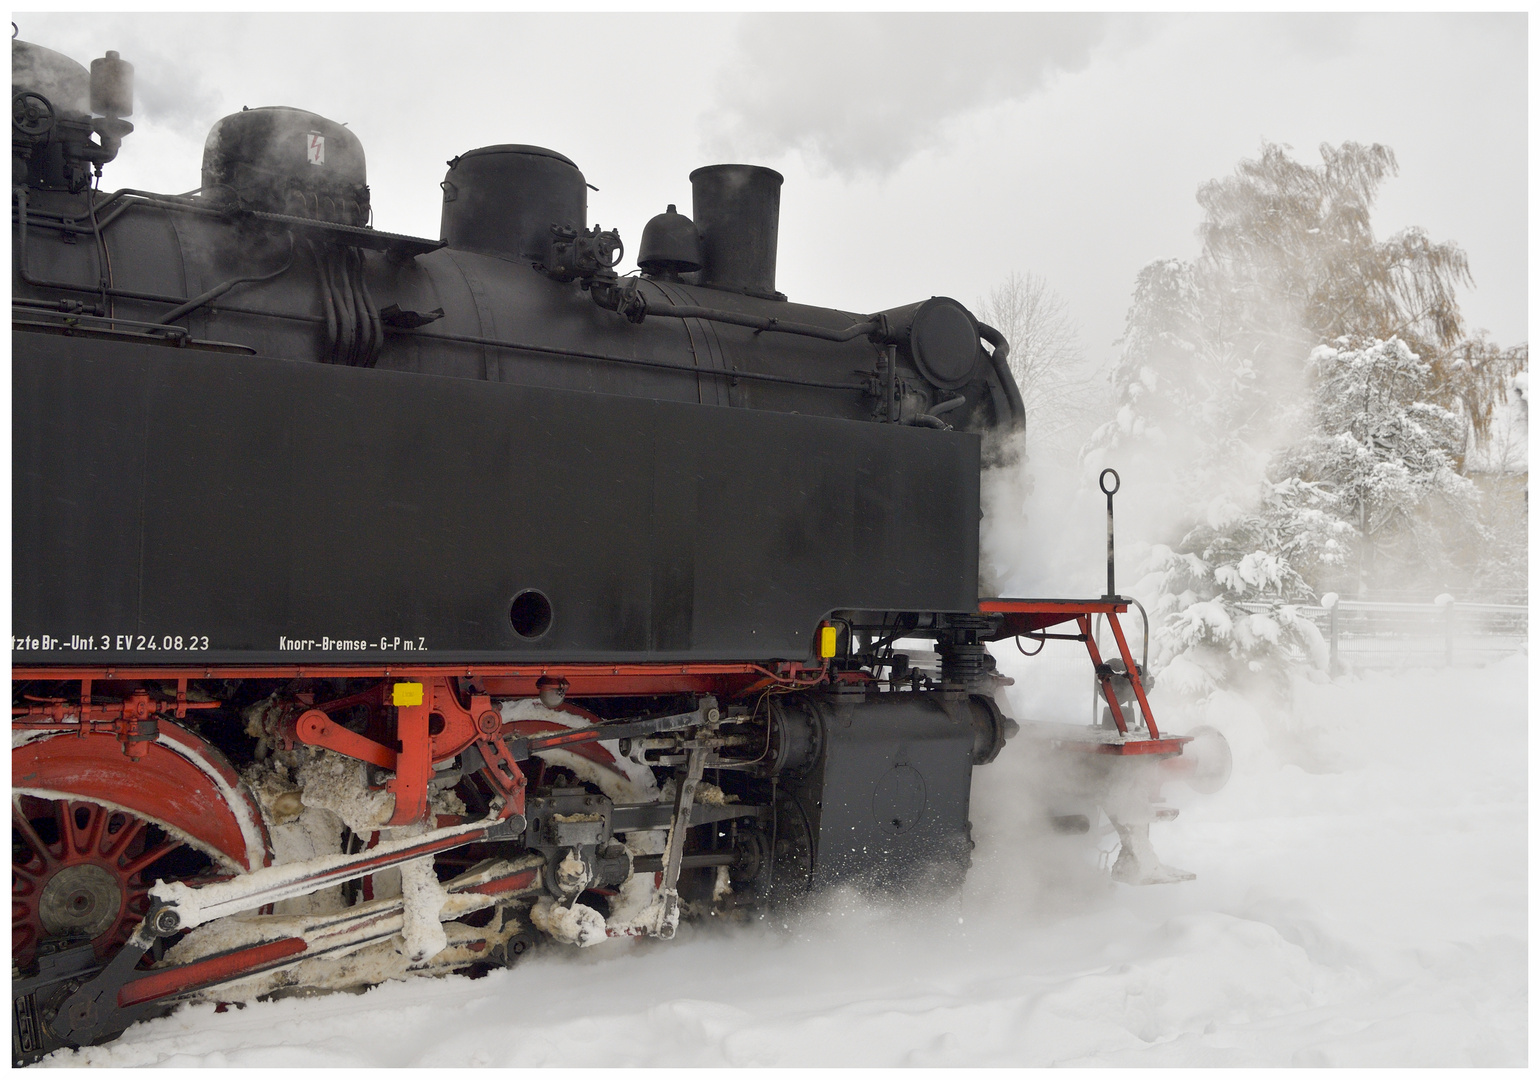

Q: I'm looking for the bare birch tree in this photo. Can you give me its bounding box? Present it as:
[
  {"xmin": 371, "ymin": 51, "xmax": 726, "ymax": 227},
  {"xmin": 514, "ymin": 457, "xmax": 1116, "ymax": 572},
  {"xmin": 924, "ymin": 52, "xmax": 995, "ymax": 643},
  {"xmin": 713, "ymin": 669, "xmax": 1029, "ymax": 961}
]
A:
[{"xmin": 976, "ymin": 271, "xmax": 1099, "ymax": 448}]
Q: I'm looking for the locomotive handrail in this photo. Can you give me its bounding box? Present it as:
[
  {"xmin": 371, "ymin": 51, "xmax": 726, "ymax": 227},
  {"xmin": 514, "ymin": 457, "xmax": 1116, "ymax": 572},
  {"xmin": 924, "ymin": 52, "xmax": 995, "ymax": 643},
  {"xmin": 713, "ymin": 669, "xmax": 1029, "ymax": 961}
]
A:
[
  {"xmin": 16, "ymin": 185, "xmax": 443, "ymax": 254},
  {"xmin": 83, "ymin": 187, "xmax": 228, "ymax": 232},
  {"xmin": 638, "ymin": 299, "xmax": 881, "ymax": 343},
  {"xmin": 11, "ymin": 309, "xmax": 258, "ymax": 353},
  {"xmin": 387, "ymin": 325, "xmax": 870, "ymax": 392},
  {"xmin": 13, "ymin": 299, "xmax": 186, "ymax": 336},
  {"xmin": 15, "ymin": 187, "xmax": 212, "ymax": 310}
]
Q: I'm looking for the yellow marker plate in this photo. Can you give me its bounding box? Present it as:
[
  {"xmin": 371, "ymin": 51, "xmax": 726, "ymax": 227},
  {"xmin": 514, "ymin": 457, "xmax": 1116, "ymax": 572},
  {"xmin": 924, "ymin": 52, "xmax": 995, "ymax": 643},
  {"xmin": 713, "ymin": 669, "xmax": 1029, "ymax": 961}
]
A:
[
  {"xmin": 392, "ymin": 682, "xmax": 424, "ymax": 707},
  {"xmin": 818, "ymin": 625, "xmax": 838, "ymax": 659}
]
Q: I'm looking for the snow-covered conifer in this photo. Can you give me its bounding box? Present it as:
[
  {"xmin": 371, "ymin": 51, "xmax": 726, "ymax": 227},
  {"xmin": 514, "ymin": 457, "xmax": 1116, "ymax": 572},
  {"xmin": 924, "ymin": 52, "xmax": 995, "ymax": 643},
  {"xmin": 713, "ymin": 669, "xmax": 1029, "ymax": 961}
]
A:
[{"xmin": 1089, "ymin": 142, "xmax": 1524, "ymax": 699}]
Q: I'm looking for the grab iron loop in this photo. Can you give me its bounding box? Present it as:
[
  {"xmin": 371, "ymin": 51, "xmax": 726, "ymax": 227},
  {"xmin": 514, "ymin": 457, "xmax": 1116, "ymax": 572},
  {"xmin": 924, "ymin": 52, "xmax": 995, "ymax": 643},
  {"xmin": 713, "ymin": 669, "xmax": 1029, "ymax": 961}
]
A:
[
  {"xmin": 1128, "ymin": 595, "xmax": 1150, "ymax": 672},
  {"xmin": 1015, "ymin": 633, "xmax": 1046, "ymax": 657}
]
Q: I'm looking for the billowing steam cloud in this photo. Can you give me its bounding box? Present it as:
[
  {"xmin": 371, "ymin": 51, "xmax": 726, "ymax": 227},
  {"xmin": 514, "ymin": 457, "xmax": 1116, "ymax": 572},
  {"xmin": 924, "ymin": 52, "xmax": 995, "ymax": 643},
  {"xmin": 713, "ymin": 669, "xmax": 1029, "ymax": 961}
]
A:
[
  {"xmin": 130, "ymin": 47, "xmax": 227, "ymax": 137},
  {"xmin": 701, "ymin": 14, "xmax": 1118, "ymax": 177},
  {"xmin": 14, "ymin": 19, "xmax": 229, "ymax": 136}
]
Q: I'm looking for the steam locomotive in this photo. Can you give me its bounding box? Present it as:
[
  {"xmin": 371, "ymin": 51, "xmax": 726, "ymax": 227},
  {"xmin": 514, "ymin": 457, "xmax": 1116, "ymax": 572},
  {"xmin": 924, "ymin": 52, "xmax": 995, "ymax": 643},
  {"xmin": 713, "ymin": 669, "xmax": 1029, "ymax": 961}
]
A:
[{"xmin": 11, "ymin": 36, "xmax": 1227, "ymax": 1063}]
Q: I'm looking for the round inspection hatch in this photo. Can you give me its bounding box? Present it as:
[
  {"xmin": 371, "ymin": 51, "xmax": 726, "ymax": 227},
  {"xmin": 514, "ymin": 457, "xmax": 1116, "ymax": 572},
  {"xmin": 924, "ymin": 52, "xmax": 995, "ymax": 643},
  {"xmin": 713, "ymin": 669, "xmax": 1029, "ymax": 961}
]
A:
[{"xmin": 910, "ymin": 298, "xmax": 981, "ymax": 390}]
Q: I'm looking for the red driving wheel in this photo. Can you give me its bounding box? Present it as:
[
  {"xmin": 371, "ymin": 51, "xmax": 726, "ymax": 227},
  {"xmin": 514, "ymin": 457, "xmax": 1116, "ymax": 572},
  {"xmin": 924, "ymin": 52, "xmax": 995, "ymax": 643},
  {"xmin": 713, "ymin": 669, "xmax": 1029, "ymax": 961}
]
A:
[{"xmin": 12, "ymin": 796, "xmax": 202, "ymax": 968}]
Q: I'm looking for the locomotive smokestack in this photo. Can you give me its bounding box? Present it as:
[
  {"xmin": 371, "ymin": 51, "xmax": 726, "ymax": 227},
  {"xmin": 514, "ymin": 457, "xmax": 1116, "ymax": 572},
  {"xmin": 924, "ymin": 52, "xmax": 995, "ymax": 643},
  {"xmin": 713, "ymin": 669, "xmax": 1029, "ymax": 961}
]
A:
[{"xmin": 688, "ymin": 164, "xmax": 783, "ymax": 300}]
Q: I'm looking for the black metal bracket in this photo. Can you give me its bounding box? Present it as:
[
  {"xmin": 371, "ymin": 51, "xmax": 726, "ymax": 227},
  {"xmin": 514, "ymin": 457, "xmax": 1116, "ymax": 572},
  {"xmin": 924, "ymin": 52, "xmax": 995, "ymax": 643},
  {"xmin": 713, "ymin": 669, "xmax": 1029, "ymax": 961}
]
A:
[{"xmin": 14, "ymin": 919, "xmax": 171, "ymax": 1065}]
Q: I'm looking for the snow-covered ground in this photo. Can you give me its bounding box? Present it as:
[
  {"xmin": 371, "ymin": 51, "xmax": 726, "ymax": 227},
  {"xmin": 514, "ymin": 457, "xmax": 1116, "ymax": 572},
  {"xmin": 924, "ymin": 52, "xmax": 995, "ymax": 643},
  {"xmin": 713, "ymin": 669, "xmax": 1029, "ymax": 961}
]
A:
[{"xmin": 41, "ymin": 648, "xmax": 1527, "ymax": 1067}]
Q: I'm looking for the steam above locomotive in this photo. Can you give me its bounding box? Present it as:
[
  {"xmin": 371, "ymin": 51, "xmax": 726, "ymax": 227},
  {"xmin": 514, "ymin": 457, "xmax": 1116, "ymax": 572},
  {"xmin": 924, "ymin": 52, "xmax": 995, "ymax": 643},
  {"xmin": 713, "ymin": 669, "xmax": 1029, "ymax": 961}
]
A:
[{"xmin": 12, "ymin": 36, "xmax": 1223, "ymax": 1064}]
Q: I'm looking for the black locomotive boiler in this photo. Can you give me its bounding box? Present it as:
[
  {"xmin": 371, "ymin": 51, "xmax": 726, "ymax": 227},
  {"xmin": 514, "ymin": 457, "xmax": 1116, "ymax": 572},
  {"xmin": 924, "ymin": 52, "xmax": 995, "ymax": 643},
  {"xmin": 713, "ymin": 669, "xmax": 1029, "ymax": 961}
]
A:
[{"xmin": 11, "ymin": 37, "xmax": 1225, "ymax": 1063}]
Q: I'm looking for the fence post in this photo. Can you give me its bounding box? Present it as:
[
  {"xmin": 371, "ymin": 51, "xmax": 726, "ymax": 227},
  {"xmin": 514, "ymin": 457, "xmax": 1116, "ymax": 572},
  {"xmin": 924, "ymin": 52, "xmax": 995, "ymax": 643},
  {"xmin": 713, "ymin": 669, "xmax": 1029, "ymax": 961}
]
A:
[
  {"xmin": 1435, "ymin": 594, "xmax": 1455, "ymax": 667},
  {"xmin": 1322, "ymin": 592, "xmax": 1339, "ymax": 676}
]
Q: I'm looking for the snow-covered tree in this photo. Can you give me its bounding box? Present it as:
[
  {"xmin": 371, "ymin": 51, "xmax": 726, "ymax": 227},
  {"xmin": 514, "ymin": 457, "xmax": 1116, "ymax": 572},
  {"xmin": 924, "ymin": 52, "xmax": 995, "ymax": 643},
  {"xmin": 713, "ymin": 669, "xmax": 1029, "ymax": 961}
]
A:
[
  {"xmin": 1460, "ymin": 343, "xmax": 1528, "ymax": 594},
  {"xmin": 1096, "ymin": 142, "xmax": 1483, "ymax": 471},
  {"xmin": 1444, "ymin": 336, "xmax": 1529, "ymax": 464},
  {"xmin": 1281, "ymin": 337, "xmax": 1481, "ymax": 594},
  {"xmin": 1088, "ymin": 141, "xmax": 1522, "ymax": 699},
  {"xmin": 1137, "ymin": 497, "xmax": 1332, "ymax": 702}
]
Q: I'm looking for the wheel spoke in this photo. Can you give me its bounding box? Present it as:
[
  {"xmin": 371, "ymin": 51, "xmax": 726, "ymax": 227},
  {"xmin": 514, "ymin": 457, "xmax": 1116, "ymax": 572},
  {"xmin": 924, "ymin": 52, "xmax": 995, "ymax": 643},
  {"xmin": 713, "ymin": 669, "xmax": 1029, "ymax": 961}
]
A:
[
  {"xmin": 122, "ymin": 837, "xmax": 180, "ymax": 877},
  {"xmin": 102, "ymin": 816, "xmax": 149, "ymax": 862},
  {"xmin": 55, "ymin": 800, "xmax": 82, "ymax": 857},
  {"xmin": 11, "ymin": 804, "xmax": 58, "ymax": 870},
  {"xmin": 80, "ymin": 802, "xmax": 109, "ymax": 857}
]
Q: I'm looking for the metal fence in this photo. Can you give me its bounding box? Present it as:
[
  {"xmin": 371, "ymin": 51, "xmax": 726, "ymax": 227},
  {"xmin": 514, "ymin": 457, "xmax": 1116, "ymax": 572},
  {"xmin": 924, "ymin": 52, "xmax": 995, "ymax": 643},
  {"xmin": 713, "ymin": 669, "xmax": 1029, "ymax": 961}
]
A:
[{"xmin": 1242, "ymin": 597, "xmax": 1529, "ymax": 671}]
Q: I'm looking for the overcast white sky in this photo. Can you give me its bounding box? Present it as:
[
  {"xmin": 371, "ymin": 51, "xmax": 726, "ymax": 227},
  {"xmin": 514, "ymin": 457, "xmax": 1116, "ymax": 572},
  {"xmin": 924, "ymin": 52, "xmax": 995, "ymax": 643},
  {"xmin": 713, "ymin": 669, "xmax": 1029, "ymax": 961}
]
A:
[{"xmin": 17, "ymin": 12, "xmax": 1527, "ymax": 374}]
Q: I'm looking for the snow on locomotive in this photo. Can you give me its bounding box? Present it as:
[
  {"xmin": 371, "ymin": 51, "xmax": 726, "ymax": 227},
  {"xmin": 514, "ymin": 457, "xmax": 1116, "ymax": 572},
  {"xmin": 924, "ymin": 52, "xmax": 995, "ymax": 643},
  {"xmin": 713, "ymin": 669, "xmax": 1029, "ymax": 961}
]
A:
[{"xmin": 11, "ymin": 37, "xmax": 1228, "ymax": 1062}]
